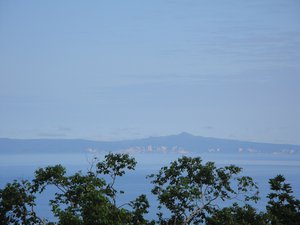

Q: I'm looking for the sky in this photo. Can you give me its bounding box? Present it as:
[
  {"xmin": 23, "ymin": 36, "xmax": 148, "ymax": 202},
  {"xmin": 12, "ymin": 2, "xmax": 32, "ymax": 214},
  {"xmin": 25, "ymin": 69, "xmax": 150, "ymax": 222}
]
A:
[{"xmin": 1, "ymin": 0, "xmax": 300, "ymax": 144}]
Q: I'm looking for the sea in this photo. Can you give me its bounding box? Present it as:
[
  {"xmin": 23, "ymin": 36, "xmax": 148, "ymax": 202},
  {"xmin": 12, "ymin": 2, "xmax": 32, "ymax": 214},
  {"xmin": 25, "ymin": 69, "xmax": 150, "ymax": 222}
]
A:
[{"xmin": 0, "ymin": 152, "xmax": 299, "ymax": 221}]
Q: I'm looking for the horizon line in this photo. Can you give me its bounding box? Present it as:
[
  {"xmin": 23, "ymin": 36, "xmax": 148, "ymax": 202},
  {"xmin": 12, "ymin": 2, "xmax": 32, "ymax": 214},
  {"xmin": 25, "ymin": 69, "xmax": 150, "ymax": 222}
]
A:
[{"xmin": 0, "ymin": 132, "xmax": 299, "ymax": 146}]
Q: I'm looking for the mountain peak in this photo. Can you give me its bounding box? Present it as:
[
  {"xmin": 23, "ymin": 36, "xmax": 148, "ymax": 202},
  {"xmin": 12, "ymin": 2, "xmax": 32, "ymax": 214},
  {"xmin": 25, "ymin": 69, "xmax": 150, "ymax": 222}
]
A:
[{"xmin": 178, "ymin": 132, "xmax": 194, "ymax": 137}]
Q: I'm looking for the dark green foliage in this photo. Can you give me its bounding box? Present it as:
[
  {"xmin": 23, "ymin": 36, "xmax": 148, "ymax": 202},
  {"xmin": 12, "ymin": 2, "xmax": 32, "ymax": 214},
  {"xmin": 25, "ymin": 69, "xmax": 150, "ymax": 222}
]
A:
[
  {"xmin": 130, "ymin": 195, "xmax": 155, "ymax": 225},
  {"xmin": 148, "ymin": 156, "xmax": 259, "ymax": 224},
  {"xmin": 96, "ymin": 153, "xmax": 137, "ymax": 207},
  {"xmin": 0, "ymin": 180, "xmax": 45, "ymax": 225},
  {"xmin": 206, "ymin": 175, "xmax": 300, "ymax": 225},
  {"xmin": 0, "ymin": 153, "xmax": 151, "ymax": 225},
  {"xmin": 206, "ymin": 203, "xmax": 269, "ymax": 225},
  {"xmin": 266, "ymin": 174, "xmax": 300, "ymax": 225},
  {"xmin": 1, "ymin": 154, "xmax": 300, "ymax": 225}
]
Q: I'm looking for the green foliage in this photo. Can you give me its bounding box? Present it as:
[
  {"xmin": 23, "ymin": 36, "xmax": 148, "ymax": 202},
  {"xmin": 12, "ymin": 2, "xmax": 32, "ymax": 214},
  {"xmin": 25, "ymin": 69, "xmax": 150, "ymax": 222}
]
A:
[
  {"xmin": 266, "ymin": 174, "xmax": 300, "ymax": 225},
  {"xmin": 96, "ymin": 153, "xmax": 137, "ymax": 207},
  {"xmin": 0, "ymin": 153, "xmax": 151, "ymax": 225},
  {"xmin": 200, "ymin": 174, "xmax": 300, "ymax": 225},
  {"xmin": 206, "ymin": 203, "xmax": 269, "ymax": 225},
  {"xmin": 1, "ymin": 154, "xmax": 299, "ymax": 225},
  {"xmin": 129, "ymin": 195, "xmax": 154, "ymax": 225},
  {"xmin": 148, "ymin": 156, "xmax": 259, "ymax": 224},
  {"xmin": 0, "ymin": 180, "xmax": 46, "ymax": 225}
]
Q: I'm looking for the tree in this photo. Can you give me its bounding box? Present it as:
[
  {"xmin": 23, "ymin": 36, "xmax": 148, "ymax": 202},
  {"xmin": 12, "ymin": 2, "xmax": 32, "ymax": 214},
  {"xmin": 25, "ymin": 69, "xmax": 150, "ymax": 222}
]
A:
[
  {"xmin": 266, "ymin": 174, "xmax": 300, "ymax": 225},
  {"xmin": 1, "ymin": 154, "xmax": 300, "ymax": 225},
  {"xmin": 205, "ymin": 203, "xmax": 268, "ymax": 225},
  {"xmin": 0, "ymin": 153, "xmax": 153, "ymax": 225},
  {"xmin": 206, "ymin": 175, "xmax": 300, "ymax": 225},
  {"xmin": 148, "ymin": 156, "xmax": 259, "ymax": 225},
  {"xmin": 0, "ymin": 180, "xmax": 47, "ymax": 225}
]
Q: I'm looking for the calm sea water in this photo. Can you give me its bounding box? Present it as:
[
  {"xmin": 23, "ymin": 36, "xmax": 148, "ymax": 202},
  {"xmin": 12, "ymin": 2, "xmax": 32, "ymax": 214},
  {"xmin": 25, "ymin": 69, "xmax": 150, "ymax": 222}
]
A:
[{"xmin": 0, "ymin": 152, "xmax": 299, "ymax": 221}]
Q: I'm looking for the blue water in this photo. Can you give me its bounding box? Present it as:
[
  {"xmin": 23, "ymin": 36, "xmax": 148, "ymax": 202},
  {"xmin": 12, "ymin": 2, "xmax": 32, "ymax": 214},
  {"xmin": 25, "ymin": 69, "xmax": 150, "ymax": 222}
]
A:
[{"xmin": 0, "ymin": 152, "xmax": 299, "ymax": 221}]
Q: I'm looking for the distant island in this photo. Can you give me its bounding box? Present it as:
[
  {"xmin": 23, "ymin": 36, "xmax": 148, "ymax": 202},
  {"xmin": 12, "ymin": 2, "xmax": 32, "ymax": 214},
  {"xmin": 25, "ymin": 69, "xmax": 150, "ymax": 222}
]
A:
[{"xmin": 0, "ymin": 132, "xmax": 299, "ymax": 155}]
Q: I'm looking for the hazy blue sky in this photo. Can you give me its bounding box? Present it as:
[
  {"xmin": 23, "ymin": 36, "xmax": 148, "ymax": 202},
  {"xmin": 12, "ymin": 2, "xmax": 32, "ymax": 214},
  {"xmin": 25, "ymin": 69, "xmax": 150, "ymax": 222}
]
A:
[{"xmin": 1, "ymin": 0, "xmax": 300, "ymax": 144}]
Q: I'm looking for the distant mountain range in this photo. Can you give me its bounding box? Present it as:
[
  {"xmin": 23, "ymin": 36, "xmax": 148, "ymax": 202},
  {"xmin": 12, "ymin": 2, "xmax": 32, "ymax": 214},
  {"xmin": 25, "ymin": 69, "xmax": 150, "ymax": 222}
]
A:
[{"xmin": 0, "ymin": 132, "xmax": 300, "ymax": 155}]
